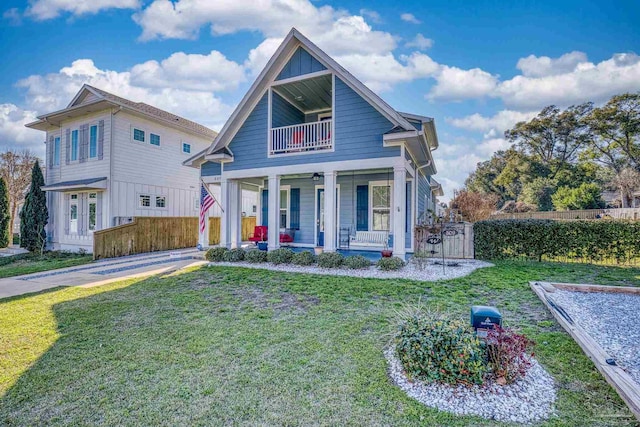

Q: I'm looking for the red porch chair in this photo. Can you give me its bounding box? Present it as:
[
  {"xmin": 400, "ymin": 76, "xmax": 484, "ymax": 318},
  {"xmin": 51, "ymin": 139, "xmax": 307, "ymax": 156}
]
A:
[{"xmin": 248, "ymin": 225, "xmax": 268, "ymax": 243}]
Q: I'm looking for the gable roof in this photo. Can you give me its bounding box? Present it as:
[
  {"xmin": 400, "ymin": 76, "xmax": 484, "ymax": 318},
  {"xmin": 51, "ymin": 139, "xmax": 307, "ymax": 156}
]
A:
[
  {"xmin": 204, "ymin": 28, "xmax": 417, "ymax": 156},
  {"xmin": 26, "ymin": 85, "xmax": 217, "ymax": 139}
]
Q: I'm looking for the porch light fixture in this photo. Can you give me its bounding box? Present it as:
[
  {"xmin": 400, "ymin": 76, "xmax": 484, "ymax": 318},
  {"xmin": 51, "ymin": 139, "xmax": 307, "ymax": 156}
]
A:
[
  {"xmin": 295, "ymin": 95, "xmax": 304, "ymax": 101},
  {"xmin": 312, "ymin": 173, "xmax": 321, "ymax": 181}
]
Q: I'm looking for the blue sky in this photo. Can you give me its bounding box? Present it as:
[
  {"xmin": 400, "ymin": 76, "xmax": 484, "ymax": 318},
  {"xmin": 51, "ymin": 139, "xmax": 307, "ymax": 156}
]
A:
[{"xmin": 1, "ymin": 0, "xmax": 639, "ymax": 200}]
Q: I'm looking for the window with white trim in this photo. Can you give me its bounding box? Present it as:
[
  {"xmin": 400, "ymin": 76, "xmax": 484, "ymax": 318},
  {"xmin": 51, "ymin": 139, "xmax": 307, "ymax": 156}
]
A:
[
  {"xmin": 133, "ymin": 128, "xmax": 145, "ymax": 142},
  {"xmin": 370, "ymin": 183, "xmax": 391, "ymax": 231},
  {"xmin": 150, "ymin": 133, "xmax": 160, "ymax": 146},
  {"xmin": 71, "ymin": 129, "xmax": 79, "ymax": 161},
  {"xmin": 280, "ymin": 188, "xmax": 289, "ymax": 229},
  {"xmin": 182, "ymin": 142, "xmax": 191, "ymax": 153},
  {"xmin": 69, "ymin": 194, "xmax": 78, "ymax": 234},
  {"xmin": 88, "ymin": 193, "xmax": 97, "ymax": 231},
  {"xmin": 139, "ymin": 194, "xmax": 151, "ymax": 207},
  {"xmin": 89, "ymin": 125, "xmax": 98, "ymax": 158},
  {"xmin": 155, "ymin": 196, "xmax": 166, "ymax": 208},
  {"xmin": 53, "ymin": 136, "xmax": 60, "ymax": 166}
]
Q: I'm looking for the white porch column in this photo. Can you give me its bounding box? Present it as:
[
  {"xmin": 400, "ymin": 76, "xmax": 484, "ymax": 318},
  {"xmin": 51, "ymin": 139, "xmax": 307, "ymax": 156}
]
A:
[
  {"xmin": 219, "ymin": 179, "xmax": 230, "ymax": 248},
  {"xmin": 229, "ymin": 180, "xmax": 241, "ymax": 249},
  {"xmin": 267, "ymin": 175, "xmax": 280, "ymax": 250},
  {"xmin": 323, "ymin": 170, "xmax": 337, "ymax": 252},
  {"xmin": 393, "ymin": 165, "xmax": 407, "ymax": 259},
  {"xmin": 255, "ymin": 186, "xmax": 263, "ymax": 226}
]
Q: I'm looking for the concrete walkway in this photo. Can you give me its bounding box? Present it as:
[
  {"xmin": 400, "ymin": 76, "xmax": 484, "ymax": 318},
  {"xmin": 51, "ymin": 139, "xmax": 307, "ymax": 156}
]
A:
[{"xmin": 0, "ymin": 249, "xmax": 207, "ymax": 300}]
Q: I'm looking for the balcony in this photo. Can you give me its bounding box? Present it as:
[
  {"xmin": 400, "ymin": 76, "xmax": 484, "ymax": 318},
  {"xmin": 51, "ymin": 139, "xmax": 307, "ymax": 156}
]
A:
[{"xmin": 270, "ymin": 120, "xmax": 332, "ymax": 156}]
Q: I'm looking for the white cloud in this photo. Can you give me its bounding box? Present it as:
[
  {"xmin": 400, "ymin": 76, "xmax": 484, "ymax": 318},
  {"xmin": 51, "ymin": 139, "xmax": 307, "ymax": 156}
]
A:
[
  {"xmin": 516, "ymin": 51, "xmax": 587, "ymax": 77},
  {"xmin": 15, "ymin": 58, "xmax": 233, "ymax": 130},
  {"xmin": 497, "ymin": 52, "xmax": 640, "ymax": 109},
  {"xmin": 405, "ymin": 33, "xmax": 433, "ymax": 50},
  {"xmin": 0, "ymin": 104, "xmax": 43, "ymax": 156},
  {"xmin": 427, "ymin": 65, "xmax": 499, "ymax": 101},
  {"xmin": 25, "ymin": 0, "xmax": 140, "ymax": 20},
  {"xmin": 400, "ymin": 13, "xmax": 420, "ymax": 24},
  {"xmin": 447, "ymin": 110, "xmax": 537, "ymax": 133},
  {"xmin": 477, "ymin": 138, "xmax": 511, "ymax": 156},
  {"xmin": 359, "ymin": 8, "xmax": 381, "ymax": 24},
  {"xmin": 130, "ymin": 50, "xmax": 245, "ymax": 92},
  {"xmin": 244, "ymin": 37, "xmax": 284, "ymax": 77}
]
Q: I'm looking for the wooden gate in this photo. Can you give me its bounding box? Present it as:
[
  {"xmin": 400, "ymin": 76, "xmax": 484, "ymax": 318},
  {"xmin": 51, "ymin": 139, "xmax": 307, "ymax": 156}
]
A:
[{"xmin": 414, "ymin": 222, "xmax": 474, "ymax": 259}]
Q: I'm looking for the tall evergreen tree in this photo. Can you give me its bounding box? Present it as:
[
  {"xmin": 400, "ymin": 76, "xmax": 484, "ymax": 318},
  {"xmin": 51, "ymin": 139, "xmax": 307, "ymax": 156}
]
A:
[
  {"xmin": 0, "ymin": 177, "xmax": 9, "ymax": 248},
  {"xmin": 20, "ymin": 161, "xmax": 47, "ymax": 252}
]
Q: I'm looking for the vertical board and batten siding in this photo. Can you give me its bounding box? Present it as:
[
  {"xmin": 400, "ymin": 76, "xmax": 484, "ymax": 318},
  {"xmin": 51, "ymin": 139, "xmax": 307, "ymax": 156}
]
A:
[
  {"xmin": 276, "ymin": 46, "xmax": 327, "ymax": 81},
  {"xmin": 45, "ymin": 111, "xmax": 112, "ymax": 185},
  {"xmin": 110, "ymin": 111, "xmax": 210, "ymax": 221},
  {"xmin": 225, "ymin": 77, "xmax": 400, "ymax": 171},
  {"xmin": 417, "ymin": 172, "xmax": 432, "ymax": 219},
  {"xmin": 271, "ymin": 92, "xmax": 305, "ymax": 128}
]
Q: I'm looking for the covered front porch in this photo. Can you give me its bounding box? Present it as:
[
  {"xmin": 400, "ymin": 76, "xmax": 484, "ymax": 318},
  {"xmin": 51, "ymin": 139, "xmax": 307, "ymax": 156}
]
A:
[{"xmin": 210, "ymin": 162, "xmax": 415, "ymax": 259}]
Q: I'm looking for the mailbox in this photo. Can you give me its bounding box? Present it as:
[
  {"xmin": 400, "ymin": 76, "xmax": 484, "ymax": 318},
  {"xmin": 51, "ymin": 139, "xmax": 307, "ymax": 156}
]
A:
[{"xmin": 470, "ymin": 305, "xmax": 502, "ymax": 338}]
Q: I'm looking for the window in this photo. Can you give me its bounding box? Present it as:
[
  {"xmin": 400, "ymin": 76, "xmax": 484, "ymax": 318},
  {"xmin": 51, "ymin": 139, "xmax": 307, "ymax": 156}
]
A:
[
  {"xmin": 69, "ymin": 194, "xmax": 78, "ymax": 234},
  {"xmin": 89, "ymin": 125, "xmax": 98, "ymax": 158},
  {"xmin": 53, "ymin": 137, "xmax": 60, "ymax": 166},
  {"xmin": 371, "ymin": 184, "xmax": 391, "ymax": 231},
  {"xmin": 280, "ymin": 188, "xmax": 289, "ymax": 228},
  {"xmin": 71, "ymin": 130, "xmax": 79, "ymax": 161},
  {"xmin": 88, "ymin": 193, "xmax": 97, "ymax": 231},
  {"xmin": 133, "ymin": 128, "xmax": 145, "ymax": 142},
  {"xmin": 182, "ymin": 142, "xmax": 191, "ymax": 154},
  {"xmin": 318, "ymin": 112, "xmax": 332, "ymax": 121},
  {"xmin": 139, "ymin": 194, "xmax": 150, "ymax": 207},
  {"xmin": 150, "ymin": 133, "xmax": 160, "ymax": 146},
  {"xmin": 155, "ymin": 196, "xmax": 166, "ymax": 208}
]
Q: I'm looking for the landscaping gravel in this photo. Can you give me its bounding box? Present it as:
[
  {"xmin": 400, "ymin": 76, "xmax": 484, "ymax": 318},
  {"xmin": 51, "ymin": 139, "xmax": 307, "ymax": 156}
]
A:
[
  {"xmin": 385, "ymin": 347, "xmax": 556, "ymax": 424},
  {"xmin": 550, "ymin": 289, "xmax": 640, "ymax": 385},
  {"xmin": 208, "ymin": 258, "xmax": 492, "ymax": 282}
]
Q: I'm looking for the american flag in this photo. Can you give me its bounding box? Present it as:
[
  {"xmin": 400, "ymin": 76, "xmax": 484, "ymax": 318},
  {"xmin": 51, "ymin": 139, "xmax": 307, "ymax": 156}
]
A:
[{"xmin": 199, "ymin": 183, "xmax": 215, "ymax": 233}]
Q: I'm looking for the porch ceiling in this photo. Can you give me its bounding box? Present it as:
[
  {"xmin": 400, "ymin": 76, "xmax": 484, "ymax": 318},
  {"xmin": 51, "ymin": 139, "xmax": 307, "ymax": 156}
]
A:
[{"xmin": 272, "ymin": 74, "xmax": 331, "ymax": 113}]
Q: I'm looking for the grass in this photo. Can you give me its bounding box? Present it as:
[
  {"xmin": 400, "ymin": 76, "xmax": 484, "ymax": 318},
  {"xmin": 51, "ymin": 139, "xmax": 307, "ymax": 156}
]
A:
[
  {"xmin": 0, "ymin": 251, "xmax": 93, "ymax": 279},
  {"xmin": 1, "ymin": 260, "xmax": 639, "ymax": 426}
]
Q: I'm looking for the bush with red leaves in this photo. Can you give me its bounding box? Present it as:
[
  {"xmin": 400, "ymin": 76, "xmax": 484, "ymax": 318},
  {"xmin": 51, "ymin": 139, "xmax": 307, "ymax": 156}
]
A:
[{"xmin": 485, "ymin": 326, "xmax": 535, "ymax": 384}]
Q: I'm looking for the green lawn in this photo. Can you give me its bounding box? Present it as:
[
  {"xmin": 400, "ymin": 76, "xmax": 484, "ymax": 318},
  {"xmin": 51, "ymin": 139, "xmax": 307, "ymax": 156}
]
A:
[
  {"xmin": 1, "ymin": 261, "xmax": 639, "ymax": 426},
  {"xmin": 0, "ymin": 251, "xmax": 93, "ymax": 279}
]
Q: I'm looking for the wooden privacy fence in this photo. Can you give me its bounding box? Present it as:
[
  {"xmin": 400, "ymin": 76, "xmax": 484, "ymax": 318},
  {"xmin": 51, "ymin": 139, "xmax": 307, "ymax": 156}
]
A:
[
  {"xmin": 414, "ymin": 222, "xmax": 474, "ymax": 259},
  {"xmin": 94, "ymin": 216, "xmax": 258, "ymax": 259},
  {"xmin": 491, "ymin": 207, "xmax": 640, "ymax": 221}
]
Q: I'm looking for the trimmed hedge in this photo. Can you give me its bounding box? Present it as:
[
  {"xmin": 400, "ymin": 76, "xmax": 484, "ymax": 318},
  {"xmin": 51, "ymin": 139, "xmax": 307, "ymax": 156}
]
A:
[
  {"xmin": 267, "ymin": 248, "xmax": 294, "ymax": 264},
  {"xmin": 474, "ymin": 219, "xmax": 640, "ymax": 263},
  {"xmin": 344, "ymin": 255, "xmax": 371, "ymax": 269},
  {"xmin": 292, "ymin": 251, "xmax": 316, "ymax": 266},
  {"xmin": 317, "ymin": 252, "xmax": 344, "ymax": 268},
  {"xmin": 205, "ymin": 247, "xmax": 228, "ymax": 262},
  {"xmin": 377, "ymin": 256, "xmax": 405, "ymax": 271},
  {"xmin": 223, "ymin": 248, "xmax": 245, "ymax": 262},
  {"xmin": 245, "ymin": 249, "xmax": 268, "ymax": 263}
]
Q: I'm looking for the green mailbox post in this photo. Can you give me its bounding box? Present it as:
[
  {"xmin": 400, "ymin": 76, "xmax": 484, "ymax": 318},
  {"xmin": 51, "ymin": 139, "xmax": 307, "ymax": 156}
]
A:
[{"xmin": 470, "ymin": 305, "xmax": 502, "ymax": 338}]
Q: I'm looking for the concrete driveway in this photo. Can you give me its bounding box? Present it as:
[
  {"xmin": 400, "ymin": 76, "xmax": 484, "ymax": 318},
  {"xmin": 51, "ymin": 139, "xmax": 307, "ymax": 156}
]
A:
[{"xmin": 0, "ymin": 249, "xmax": 207, "ymax": 299}]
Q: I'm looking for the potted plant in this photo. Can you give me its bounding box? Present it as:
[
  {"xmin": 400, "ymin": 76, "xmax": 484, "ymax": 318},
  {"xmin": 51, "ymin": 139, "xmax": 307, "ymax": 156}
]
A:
[
  {"xmin": 314, "ymin": 246, "xmax": 324, "ymax": 255},
  {"xmin": 381, "ymin": 232, "xmax": 393, "ymax": 257}
]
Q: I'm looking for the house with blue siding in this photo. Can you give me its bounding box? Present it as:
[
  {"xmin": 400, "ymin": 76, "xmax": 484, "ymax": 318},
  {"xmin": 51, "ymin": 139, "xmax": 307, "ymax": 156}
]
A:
[{"xmin": 186, "ymin": 28, "xmax": 443, "ymax": 259}]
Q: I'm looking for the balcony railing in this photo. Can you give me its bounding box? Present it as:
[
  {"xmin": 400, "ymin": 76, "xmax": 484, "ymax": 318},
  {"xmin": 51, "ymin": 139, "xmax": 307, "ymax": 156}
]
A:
[{"xmin": 270, "ymin": 120, "xmax": 333, "ymax": 155}]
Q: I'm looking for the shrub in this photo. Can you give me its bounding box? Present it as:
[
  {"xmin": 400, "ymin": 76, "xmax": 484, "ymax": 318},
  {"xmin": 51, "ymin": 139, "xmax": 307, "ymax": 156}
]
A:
[
  {"xmin": 267, "ymin": 248, "xmax": 294, "ymax": 264},
  {"xmin": 245, "ymin": 249, "xmax": 268, "ymax": 263},
  {"xmin": 344, "ymin": 255, "xmax": 370, "ymax": 269},
  {"xmin": 222, "ymin": 247, "xmax": 245, "ymax": 262},
  {"xmin": 205, "ymin": 246, "xmax": 228, "ymax": 262},
  {"xmin": 292, "ymin": 251, "xmax": 316, "ymax": 266},
  {"xmin": 486, "ymin": 326, "xmax": 535, "ymax": 384},
  {"xmin": 317, "ymin": 252, "xmax": 344, "ymax": 268},
  {"xmin": 474, "ymin": 219, "xmax": 640, "ymax": 263},
  {"xmin": 377, "ymin": 256, "xmax": 404, "ymax": 271},
  {"xmin": 396, "ymin": 310, "xmax": 486, "ymax": 385}
]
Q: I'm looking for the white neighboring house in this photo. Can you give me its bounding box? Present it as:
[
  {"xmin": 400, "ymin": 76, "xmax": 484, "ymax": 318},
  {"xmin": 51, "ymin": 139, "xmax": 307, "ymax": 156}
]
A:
[{"xmin": 25, "ymin": 85, "xmax": 215, "ymax": 252}]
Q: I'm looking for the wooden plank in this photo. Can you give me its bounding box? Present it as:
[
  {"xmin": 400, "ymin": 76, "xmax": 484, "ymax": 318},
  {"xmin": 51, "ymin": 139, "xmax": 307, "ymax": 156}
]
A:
[
  {"xmin": 530, "ymin": 281, "xmax": 640, "ymax": 420},
  {"xmin": 551, "ymin": 282, "xmax": 640, "ymax": 295}
]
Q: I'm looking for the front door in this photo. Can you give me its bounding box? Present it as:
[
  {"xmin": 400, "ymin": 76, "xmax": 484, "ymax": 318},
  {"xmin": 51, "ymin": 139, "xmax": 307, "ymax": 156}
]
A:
[{"xmin": 316, "ymin": 188, "xmax": 324, "ymax": 246}]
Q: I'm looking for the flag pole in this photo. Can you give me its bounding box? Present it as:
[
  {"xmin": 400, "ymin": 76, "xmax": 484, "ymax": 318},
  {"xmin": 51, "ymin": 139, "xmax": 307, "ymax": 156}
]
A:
[{"xmin": 201, "ymin": 179, "xmax": 224, "ymax": 213}]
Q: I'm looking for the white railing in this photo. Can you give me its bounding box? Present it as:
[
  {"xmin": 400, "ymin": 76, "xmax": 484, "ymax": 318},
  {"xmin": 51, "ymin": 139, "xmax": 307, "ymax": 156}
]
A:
[{"xmin": 270, "ymin": 120, "xmax": 332, "ymax": 155}]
